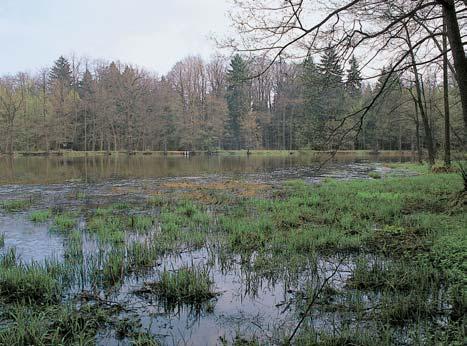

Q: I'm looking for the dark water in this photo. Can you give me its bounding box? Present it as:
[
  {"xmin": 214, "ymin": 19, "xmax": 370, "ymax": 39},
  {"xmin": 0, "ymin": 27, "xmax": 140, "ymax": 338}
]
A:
[{"xmin": 0, "ymin": 152, "xmax": 415, "ymax": 185}]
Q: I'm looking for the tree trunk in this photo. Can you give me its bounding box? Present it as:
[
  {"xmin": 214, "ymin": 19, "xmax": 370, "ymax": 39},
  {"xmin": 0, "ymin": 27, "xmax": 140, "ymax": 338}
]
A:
[
  {"xmin": 442, "ymin": 1, "xmax": 467, "ymax": 149},
  {"xmin": 405, "ymin": 25, "xmax": 435, "ymax": 166},
  {"xmin": 443, "ymin": 16, "xmax": 451, "ymax": 167}
]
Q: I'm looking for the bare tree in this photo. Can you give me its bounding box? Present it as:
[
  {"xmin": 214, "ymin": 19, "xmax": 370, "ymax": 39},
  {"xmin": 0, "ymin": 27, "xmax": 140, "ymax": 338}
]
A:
[{"xmin": 0, "ymin": 74, "xmax": 25, "ymax": 154}]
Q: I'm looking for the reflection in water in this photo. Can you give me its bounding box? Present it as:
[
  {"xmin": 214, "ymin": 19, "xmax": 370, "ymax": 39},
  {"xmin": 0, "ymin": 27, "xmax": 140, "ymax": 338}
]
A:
[{"xmin": 0, "ymin": 153, "xmax": 415, "ymax": 185}]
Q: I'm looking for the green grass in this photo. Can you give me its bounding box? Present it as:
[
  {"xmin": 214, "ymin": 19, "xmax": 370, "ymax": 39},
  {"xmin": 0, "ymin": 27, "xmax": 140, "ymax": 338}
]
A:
[
  {"xmin": 140, "ymin": 266, "xmax": 215, "ymax": 306},
  {"xmin": 127, "ymin": 241, "xmax": 158, "ymax": 269},
  {"xmin": 129, "ymin": 215, "xmax": 154, "ymax": 232},
  {"xmin": 29, "ymin": 209, "xmax": 51, "ymax": 223},
  {"xmin": 368, "ymin": 171, "xmax": 382, "ymax": 179},
  {"xmin": 0, "ymin": 303, "xmax": 111, "ymax": 345},
  {"xmin": 1, "ymin": 199, "xmax": 31, "ymax": 212},
  {"xmin": 0, "ymin": 264, "xmax": 62, "ymax": 304},
  {"xmin": 87, "ymin": 214, "xmax": 125, "ymax": 243},
  {"xmin": 52, "ymin": 213, "xmax": 77, "ymax": 231}
]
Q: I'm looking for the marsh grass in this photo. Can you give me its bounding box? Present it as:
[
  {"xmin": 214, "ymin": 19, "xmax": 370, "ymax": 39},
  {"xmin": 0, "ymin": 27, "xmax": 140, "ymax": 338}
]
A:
[
  {"xmin": 100, "ymin": 249, "xmax": 127, "ymax": 287},
  {"xmin": 52, "ymin": 213, "xmax": 77, "ymax": 231},
  {"xmin": 1, "ymin": 199, "xmax": 31, "ymax": 212},
  {"xmin": 0, "ymin": 263, "xmax": 62, "ymax": 304},
  {"xmin": 0, "ymin": 303, "xmax": 112, "ymax": 345},
  {"xmin": 129, "ymin": 214, "xmax": 154, "ymax": 232},
  {"xmin": 140, "ymin": 266, "xmax": 215, "ymax": 306},
  {"xmin": 127, "ymin": 241, "xmax": 158, "ymax": 269},
  {"xmin": 29, "ymin": 209, "xmax": 51, "ymax": 223},
  {"xmin": 87, "ymin": 214, "xmax": 125, "ymax": 243}
]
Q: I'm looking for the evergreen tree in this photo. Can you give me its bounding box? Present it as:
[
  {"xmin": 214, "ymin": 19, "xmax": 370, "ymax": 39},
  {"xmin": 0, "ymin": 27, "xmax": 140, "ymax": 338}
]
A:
[
  {"xmin": 299, "ymin": 56, "xmax": 324, "ymax": 148},
  {"xmin": 317, "ymin": 47, "xmax": 345, "ymax": 148},
  {"xmin": 225, "ymin": 54, "xmax": 250, "ymax": 149},
  {"xmin": 48, "ymin": 56, "xmax": 74, "ymax": 148},
  {"xmin": 49, "ymin": 56, "xmax": 72, "ymax": 87},
  {"xmin": 346, "ymin": 55, "xmax": 362, "ymax": 97}
]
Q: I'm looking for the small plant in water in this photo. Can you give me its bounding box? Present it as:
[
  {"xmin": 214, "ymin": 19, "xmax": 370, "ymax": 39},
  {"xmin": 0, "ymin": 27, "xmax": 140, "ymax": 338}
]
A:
[
  {"xmin": 52, "ymin": 213, "xmax": 77, "ymax": 231},
  {"xmin": 139, "ymin": 265, "xmax": 215, "ymax": 306},
  {"xmin": 0, "ymin": 233, "xmax": 4, "ymax": 248},
  {"xmin": 29, "ymin": 210, "xmax": 51, "ymax": 223}
]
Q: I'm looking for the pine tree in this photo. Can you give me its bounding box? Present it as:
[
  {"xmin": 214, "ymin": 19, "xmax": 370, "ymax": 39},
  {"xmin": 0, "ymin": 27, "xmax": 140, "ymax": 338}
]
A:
[
  {"xmin": 315, "ymin": 47, "xmax": 345, "ymax": 148},
  {"xmin": 48, "ymin": 56, "xmax": 74, "ymax": 148},
  {"xmin": 49, "ymin": 56, "xmax": 72, "ymax": 87},
  {"xmin": 226, "ymin": 54, "xmax": 250, "ymax": 149},
  {"xmin": 346, "ymin": 55, "xmax": 362, "ymax": 97},
  {"xmin": 299, "ymin": 56, "xmax": 324, "ymax": 148}
]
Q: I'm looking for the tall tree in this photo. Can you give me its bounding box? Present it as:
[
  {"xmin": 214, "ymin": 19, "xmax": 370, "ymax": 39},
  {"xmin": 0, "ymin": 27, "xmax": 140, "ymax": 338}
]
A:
[
  {"xmin": 49, "ymin": 56, "xmax": 74, "ymax": 149},
  {"xmin": 226, "ymin": 54, "xmax": 250, "ymax": 149},
  {"xmin": 346, "ymin": 55, "xmax": 362, "ymax": 98}
]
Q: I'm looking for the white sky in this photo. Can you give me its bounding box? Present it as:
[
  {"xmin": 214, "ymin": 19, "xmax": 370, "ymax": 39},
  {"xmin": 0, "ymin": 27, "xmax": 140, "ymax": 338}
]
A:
[{"xmin": 0, "ymin": 0, "xmax": 231, "ymax": 75}]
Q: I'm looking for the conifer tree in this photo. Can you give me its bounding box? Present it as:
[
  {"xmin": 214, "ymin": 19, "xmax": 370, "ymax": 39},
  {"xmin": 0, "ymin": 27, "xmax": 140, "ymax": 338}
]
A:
[
  {"xmin": 226, "ymin": 54, "xmax": 250, "ymax": 149},
  {"xmin": 346, "ymin": 55, "xmax": 362, "ymax": 97}
]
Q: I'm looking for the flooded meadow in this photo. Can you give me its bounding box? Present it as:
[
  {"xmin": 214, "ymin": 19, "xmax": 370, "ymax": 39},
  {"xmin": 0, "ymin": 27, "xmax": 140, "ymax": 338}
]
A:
[{"xmin": 0, "ymin": 153, "xmax": 464, "ymax": 345}]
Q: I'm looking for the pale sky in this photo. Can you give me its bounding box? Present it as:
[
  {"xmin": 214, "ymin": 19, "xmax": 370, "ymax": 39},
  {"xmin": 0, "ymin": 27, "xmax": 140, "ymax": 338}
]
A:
[{"xmin": 0, "ymin": 0, "xmax": 231, "ymax": 75}]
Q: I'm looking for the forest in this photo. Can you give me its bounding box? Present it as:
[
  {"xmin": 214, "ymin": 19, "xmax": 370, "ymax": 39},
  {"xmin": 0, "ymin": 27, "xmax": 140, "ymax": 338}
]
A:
[{"xmin": 0, "ymin": 49, "xmax": 464, "ymax": 156}]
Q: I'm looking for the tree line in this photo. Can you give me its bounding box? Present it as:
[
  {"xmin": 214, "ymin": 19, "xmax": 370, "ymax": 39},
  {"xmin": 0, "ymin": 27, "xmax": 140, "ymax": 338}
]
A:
[{"xmin": 0, "ymin": 49, "xmax": 463, "ymax": 156}]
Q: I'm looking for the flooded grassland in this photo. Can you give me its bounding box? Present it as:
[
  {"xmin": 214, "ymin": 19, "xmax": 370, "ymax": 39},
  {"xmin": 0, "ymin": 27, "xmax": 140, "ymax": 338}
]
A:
[{"xmin": 0, "ymin": 155, "xmax": 465, "ymax": 345}]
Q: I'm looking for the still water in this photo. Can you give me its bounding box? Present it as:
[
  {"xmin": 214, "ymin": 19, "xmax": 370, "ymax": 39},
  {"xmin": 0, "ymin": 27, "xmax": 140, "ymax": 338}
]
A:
[{"xmin": 0, "ymin": 152, "xmax": 415, "ymax": 185}]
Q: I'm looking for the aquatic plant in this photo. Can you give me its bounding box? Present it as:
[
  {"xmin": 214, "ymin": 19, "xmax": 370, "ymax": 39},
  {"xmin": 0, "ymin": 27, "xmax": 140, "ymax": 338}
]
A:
[
  {"xmin": 52, "ymin": 213, "xmax": 77, "ymax": 231},
  {"xmin": 1, "ymin": 199, "xmax": 31, "ymax": 212},
  {"xmin": 0, "ymin": 264, "xmax": 62, "ymax": 304},
  {"xmin": 0, "ymin": 233, "xmax": 4, "ymax": 248},
  {"xmin": 0, "ymin": 303, "xmax": 112, "ymax": 345},
  {"xmin": 129, "ymin": 215, "xmax": 154, "ymax": 232},
  {"xmin": 127, "ymin": 241, "xmax": 158, "ymax": 269},
  {"xmin": 100, "ymin": 249, "xmax": 127, "ymax": 287},
  {"xmin": 140, "ymin": 266, "xmax": 215, "ymax": 305},
  {"xmin": 87, "ymin": 215, "xmax": 125, "ymax": 243},
  {"xmin": 29, "ymin": 209, "xmax": 51, "ymax": 223}
]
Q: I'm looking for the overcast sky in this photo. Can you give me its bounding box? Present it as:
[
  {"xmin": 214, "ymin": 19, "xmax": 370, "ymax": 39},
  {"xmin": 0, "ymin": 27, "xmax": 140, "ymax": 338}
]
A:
[{"xmin": 0, "ymin": 0, "xmax": 231, "ymax": 75}]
